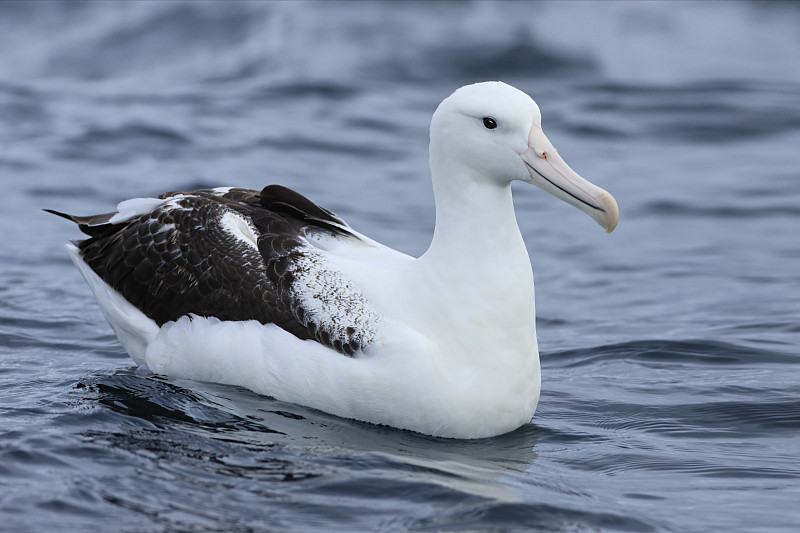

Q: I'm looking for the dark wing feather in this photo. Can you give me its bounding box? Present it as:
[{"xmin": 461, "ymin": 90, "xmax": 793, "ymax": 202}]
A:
[
  {"xmin": 49, "ymin": 186, "xmax": 373, "ymax": 356},
  {"xmin": 43, "ymin": 209, "xmax": 122, "ymax": 237},
  {"xmin": 259, "ymin": 184, "xmax": 354, "ymax": 235}
]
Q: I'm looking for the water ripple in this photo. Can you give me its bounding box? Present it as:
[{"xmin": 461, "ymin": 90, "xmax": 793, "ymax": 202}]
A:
[
  {"xmin": 55, "ymin": 123, "xmax": 191, "ymax": 162},
  {"xmin": 546, "ymin": 339, "xmax": 796, "ymax": 368}
]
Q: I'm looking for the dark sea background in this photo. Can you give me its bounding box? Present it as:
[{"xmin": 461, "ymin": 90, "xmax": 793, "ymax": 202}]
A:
[{"xmin": 1, "ymin": 2, "xmax": 799, "ymax": 532}]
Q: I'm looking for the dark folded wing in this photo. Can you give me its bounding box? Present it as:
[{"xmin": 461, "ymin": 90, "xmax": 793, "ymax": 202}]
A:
[{"xmin": 54, "ymin": 186, "xmax": 380, "ymax": 355}]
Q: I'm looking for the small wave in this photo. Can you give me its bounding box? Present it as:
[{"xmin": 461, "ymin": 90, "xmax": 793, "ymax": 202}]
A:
[
  {"xmin": 86, "ymin": 374, "xmax": 282, "ymax": 435},
  {"xmin": 415, "ymin": 501, "xmax": 656, "ymax": 532},
  {"xmin": 570, "ymin": 396, "xmax": 800, "ymax": 440},
  {"xmin": 557, "ymin": 452, "xmax": 799, "ymax": 479},
  {"xmin": 27, "ymin": 185, "xmax": 100, "ymax": 199},
  {"xmin": 257, "ymin": 136, "xmax": 403, "ymax": 159},
  {"xmin": 247, "ymin": 81, "xmax": 360, "ymax": 103},
  {"xmin": 382, "ymin": 39, "xmax": 595, "ymax": 82},
  {"xmin": 55, "ymin": 123, "xmax": 191, "ymax": 163},
  {"xmin": 634, "ymin": 200, "xmax": 800, "ymax": 219},
  {"xmin": 546, "ymin": 339, "xmax": 796, "ymax": 368},
  {"xmin": 688, "ymin": 399, "xmax": 800, "ymax": 437},
  {"xmin": 576, "ymin": 80, "xmax": 800, "ymax": 143},
  {"xmin": 561, "ymin": 123, "xmax": 630, "ymax": 139},
  {"xmin": 0, "ymin": 82, "xmax": 49, "ymax": 124}
]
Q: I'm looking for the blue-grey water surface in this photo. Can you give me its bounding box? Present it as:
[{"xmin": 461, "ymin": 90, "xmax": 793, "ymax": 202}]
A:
[{"xmin": 1, "ymin": 2, "xmax": 799, "ymax": 532}]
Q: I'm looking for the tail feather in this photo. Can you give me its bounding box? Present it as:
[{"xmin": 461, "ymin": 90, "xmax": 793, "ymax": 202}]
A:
[{"xmin": 44, "ymin": 208, "xmax": 119, "ymax": 237}]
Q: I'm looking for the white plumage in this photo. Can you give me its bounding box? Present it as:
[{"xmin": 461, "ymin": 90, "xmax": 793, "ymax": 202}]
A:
[{"xmin": 56, "ymin": 82, "xmax": 618, "ymax": 439}]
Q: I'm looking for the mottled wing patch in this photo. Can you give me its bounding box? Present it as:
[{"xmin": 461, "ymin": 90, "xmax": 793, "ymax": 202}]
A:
[{"xmin": 259, "ymin": 236, "xmax": 385, "ymax": 356}]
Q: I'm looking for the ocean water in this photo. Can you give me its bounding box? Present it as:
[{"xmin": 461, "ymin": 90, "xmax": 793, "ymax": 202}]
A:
[{"xmin": 2, "ymin": 2, "xmax": 799, "ymax": 532}]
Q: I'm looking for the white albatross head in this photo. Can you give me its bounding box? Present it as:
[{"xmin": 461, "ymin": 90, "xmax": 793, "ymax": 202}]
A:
[{"xmin": 430, "ymin": 81, "xmax": 619, "ymax": 233}]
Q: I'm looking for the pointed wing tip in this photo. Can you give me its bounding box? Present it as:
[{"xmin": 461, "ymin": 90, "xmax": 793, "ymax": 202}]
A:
[{"xmin": 43, "ymin": 208, "xmax": 74, "ymax": 221}]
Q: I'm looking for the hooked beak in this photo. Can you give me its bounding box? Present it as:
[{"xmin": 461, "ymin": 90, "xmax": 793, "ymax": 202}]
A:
[{"xmin": 520, "ymin": 125, "xmax": 619, "ymax": 234}]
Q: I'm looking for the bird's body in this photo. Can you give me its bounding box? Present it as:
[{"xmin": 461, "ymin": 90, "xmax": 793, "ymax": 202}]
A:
[{"xmin": 50, "ymin": 82, "xmax": 618, "ymax": 438}]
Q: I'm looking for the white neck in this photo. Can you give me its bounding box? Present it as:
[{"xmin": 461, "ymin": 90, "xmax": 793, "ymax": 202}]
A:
[
  {"xmin": 402, "ymin": 160, "xmax": 538, "ymax": 364},
  {"xmin": 425, "ymin": 167, "xmax": 524, "ymax": 266}
]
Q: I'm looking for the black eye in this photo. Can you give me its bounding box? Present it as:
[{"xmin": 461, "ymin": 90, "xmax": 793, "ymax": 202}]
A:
[{"xmin": 482, "ymin": 117, "xmax": 497, "ymax": 130}]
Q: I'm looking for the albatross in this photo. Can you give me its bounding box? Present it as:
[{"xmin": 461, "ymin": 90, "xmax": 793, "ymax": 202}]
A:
[{"xmin": 48, "ymin": 81, "xmax": 619, "ymax": 439}]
